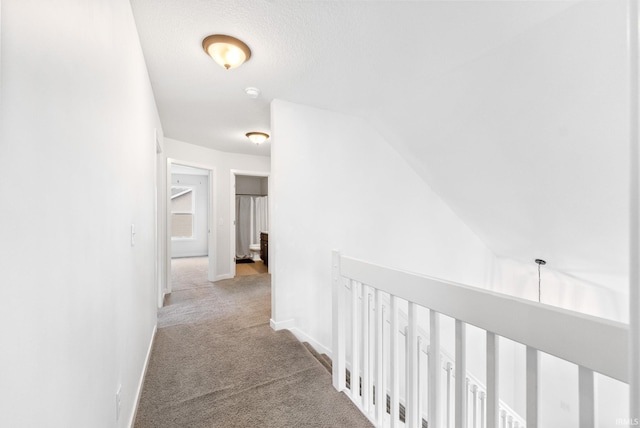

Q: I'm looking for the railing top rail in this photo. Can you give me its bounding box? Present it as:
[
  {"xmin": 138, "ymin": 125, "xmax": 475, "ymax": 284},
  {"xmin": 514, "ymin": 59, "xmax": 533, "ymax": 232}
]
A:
[{"xmin": 338, "ymin": 253, "xmax": 628, "ymax": 383}]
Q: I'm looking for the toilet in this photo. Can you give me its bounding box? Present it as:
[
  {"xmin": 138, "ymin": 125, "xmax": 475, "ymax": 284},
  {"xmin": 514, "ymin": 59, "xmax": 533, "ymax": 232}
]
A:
[{"xmin": 249, "ymin": 244, "xmax": 262, "ymax": 262}]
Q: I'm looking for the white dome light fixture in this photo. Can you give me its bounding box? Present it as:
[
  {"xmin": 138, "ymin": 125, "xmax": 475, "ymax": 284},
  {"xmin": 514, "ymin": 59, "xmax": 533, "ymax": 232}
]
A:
[
  {"xmin": 202, "ymin": 35, "xmax": 251, "ymax": 70},
  {"xmin": 246, "ymin": 132, "xmax": 269, "ymax": 145}
]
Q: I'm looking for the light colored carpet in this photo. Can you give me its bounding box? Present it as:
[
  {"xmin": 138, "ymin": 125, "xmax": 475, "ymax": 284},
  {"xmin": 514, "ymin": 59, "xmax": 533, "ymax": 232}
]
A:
[{"xmin": 134, "ymin": 257, "xmax": 372, "ymax": 428}]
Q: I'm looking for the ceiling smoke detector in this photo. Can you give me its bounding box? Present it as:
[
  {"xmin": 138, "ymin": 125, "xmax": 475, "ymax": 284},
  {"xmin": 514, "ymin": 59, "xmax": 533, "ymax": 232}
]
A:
[{"xmin": 245, "ymin": 87, "xmax": 261, "ymax": 99}]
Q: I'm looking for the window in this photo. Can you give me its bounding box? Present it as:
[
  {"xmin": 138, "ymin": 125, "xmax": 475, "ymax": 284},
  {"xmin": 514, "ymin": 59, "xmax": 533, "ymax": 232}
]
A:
[{"xmin": 171, "ymin": 186, "xmax": 194, "ymax": 238}]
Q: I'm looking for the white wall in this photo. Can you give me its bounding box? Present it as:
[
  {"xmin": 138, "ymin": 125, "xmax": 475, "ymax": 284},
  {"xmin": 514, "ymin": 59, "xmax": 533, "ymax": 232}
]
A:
[
  {"xmin": 493, "ymin": 257, "xmax": 628, "ymax": 323},
  {"xmin": 164, "ymin": 138, "xmax": 270, "ymax": 280},
  {"xmin": 270, "ymin": 98, "xmax": 498, "ymax": 351},
  {"xmin": 0, "ymin": 1, "xmax": 162, "ymax": 427},
  {"xmin": 236, "ymin": 175, "xmax": 267, "ymax": 196},
  {"xmin": 171, "ymin": 173, "xmax": 208, "ymax": 258}
]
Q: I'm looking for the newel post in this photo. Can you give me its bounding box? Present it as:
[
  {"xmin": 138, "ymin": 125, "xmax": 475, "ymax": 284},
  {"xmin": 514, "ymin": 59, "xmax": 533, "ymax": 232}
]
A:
[{"xmin": 332, "ymin": 250, "xmax": 346, "ymax": 391}]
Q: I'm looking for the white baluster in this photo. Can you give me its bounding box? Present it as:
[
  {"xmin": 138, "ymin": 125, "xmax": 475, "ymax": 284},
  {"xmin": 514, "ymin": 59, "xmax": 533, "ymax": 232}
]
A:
[
  {"xmin": 526, "ymin": 347, "xmax": 539, "ymax": 428},
  {"xmin": 579, "ymin": 366, "xmax": 595, "ymax": 428},
  {"xmin": 418, "ymin": 336, "xmax": 424, "ymax": 428},
  {"xmin": 390, "ymin": 295, "xmax": 400, "ymax": 428},
  {"xmin": 407, "ymin": 302, "xmax": 419, "ymax": 428},
  {"xmin": 375, "ymin": 290, "xmax": 385, "ymax": 425},
  {"xmin": 507, "ymin": 415, "xmax": 513, "ymax": 428},
  {"xmin": 382, "ymin": 305, "xmax": 388, "ymax": 423},
  {"xmin": 331, "ymin": 251, "xmax": 345, "ymax": 391},
  {"xmin": 351, "ymin": 280, "xmax": 360, "ymax": 406},
  {"xmin": 479, "ymin": 391, "xmax": 486, "ymax": 428},
  {"xmin": 362, "ymin": 286, "xmax": 371, "ymax": 413},
  {"xmin": 471, "ymin": 384, "xmax": 478, "ymax": 428},
  {"xmin": 455, "ymin": 320, "xmax": 467, "ymax": 428},
  {"xmin": 446, "ymin": 362, "xmax": 453, "ymax": 428},
  {"xmin": 500, "ymin": 410, "xmax": 506, "ymax": 428},
  {"xmin": 486, "ymin": 332, "xmax": 499, "ymax": 428},
  {"xmin": 429, "ymin": 310, "xmax": 441, "ymax": 428},
  {"xmin": 465, "ymin": 378, "xmax": 470, "ymax": 428}
]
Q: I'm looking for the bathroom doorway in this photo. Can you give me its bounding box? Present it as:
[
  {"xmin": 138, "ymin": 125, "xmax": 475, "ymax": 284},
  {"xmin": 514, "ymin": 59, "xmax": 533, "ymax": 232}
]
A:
[{"xmin": 231, "ymin": 170, "xmax": 269, "ymax": 278}]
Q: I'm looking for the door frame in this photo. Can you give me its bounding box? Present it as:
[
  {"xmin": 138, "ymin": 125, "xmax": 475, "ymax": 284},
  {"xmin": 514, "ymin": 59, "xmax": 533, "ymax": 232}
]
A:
[
  {"xmin": 155, "ymin": 131, "xmax": 164, "ymax": 308},
  {"xmin": 230, "ymin": 169, "xmax": 270, "ymax": 278},
  {"xmin": 166, "ymin": 158, "xmax": 216, "ymax": 296}
]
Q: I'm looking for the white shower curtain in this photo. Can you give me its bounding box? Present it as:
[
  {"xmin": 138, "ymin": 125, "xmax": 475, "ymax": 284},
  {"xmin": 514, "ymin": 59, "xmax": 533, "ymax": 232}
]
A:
[
  {"xmin": 254, "ymin": 196, "xmax": 268, "ymax": 244},
  {"xmin": 236, "ymin": 195, "xmax": 268, "ymax": 259}
]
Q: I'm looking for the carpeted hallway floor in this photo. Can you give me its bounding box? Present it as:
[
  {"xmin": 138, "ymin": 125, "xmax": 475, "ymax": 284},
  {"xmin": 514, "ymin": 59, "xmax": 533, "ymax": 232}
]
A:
[{"xmin": 134, "ymin": 257, "xmax": 373, "ymax": 427}]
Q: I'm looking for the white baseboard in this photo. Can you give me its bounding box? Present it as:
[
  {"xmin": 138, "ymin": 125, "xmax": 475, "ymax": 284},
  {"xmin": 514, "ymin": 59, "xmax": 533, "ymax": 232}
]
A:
[
  {"xmin": 172, "ymin": 253, "xmax": 207, "ymax": 259},
  {"xmin": 269, "ymin": 318, "xmax": 333, "ymax": 360},
  {"xmin": 215, "ymin": 273, "xmax": 233, "ymax": 281},
  {"xmin": 290, "ymin": 327, "xmax": 333, "ymax": 358},
  {"xmin": 270, "ymin": 318, "xmax": 295, "ymax": 331},
  {"xmin": 128, "ymin": 324, "xmax": 157, "ymax": 428}
]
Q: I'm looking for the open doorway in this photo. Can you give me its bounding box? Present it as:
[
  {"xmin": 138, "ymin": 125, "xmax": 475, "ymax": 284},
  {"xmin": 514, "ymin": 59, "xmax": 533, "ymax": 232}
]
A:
[
  {"xmin": 231, "ymin": 171, "xmax": 269, "ymax": 278},
  {"xmin": 165, "ymin": 160, "xmax": 215, "ymax": 298},
  {"xmin": 170, "ymin": 164, "xmax": 209, "ymax": 258}
]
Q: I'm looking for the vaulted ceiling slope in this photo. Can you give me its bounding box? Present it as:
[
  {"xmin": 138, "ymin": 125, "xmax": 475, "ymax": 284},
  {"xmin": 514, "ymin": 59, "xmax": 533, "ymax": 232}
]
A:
[{"xmin": 131, "ymin": 0, "xmax": 629, "ymax": 291}]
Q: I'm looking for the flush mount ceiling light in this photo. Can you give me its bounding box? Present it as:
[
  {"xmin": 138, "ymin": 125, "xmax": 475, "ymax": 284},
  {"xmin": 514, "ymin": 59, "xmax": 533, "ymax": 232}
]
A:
[
  {"xmin": 202, "ymin": 35, "xmax": 251, "ymax": 70},
  {"xmin": 246, "ymin": 132, "xmax": 269, "ymax": 145}
]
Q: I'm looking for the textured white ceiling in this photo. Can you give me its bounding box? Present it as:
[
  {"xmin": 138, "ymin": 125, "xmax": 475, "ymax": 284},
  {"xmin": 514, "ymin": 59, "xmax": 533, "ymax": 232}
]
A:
[
  {"xmin": 130, "ymin": 0, "xmax": 579, "ymax": 156},
  {"xmin": 131, "ymin": 0, "xmax": 629, "ymax": 290}
]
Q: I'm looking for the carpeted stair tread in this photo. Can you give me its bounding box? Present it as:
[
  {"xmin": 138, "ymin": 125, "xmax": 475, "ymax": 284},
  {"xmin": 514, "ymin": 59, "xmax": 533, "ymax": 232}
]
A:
[
  {"xmin": 302, "ymin": 342, "xmax": 334, "ymax": 374},
  {"xmin": 318, "ymin": 353, "xmax": 333, "ymax": 370}
]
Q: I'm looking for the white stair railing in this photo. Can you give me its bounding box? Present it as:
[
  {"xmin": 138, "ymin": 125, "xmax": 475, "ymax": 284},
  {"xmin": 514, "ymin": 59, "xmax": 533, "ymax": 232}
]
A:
[
  {"xmin": 331, "ymin": 251, "xmax": 628, "ymax": 428},
  {"xmin": 394, "ymin": 300, "xmax": 525, "ymax": 427}
]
